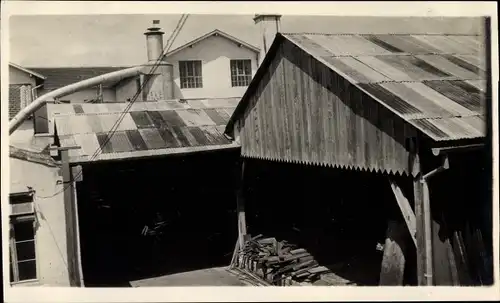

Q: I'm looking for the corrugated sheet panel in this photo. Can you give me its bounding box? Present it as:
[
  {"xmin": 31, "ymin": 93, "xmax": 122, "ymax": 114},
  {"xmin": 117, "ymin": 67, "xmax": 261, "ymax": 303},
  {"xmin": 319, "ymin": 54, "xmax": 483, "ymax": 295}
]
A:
[
  {"xmin": 201, "ymin": 97, "xmax": 240, "ymax": 108},
  {"xmin": 54, "ymin": 100, "xmax": 238, "ymax": 163},
  {"xmin": 367, "ymin": 34, "xmax": 440, "ymax": 54},
  {"xmin": 74, "ymin": 133, "xmax": 101, "ymax": 158},
  {"xmin": 176, "ymin": 109, "xmax": 216, "ymax": 126},
  {"xmin": 159, "ymin": 110, "xmax": 186, "ymax": 127},
  {"xmin": 423, "ymin": 80, "xmax": 483, "ymax": 113},
  {"xmin": 376, "ymin": 55, "xmax": 452, "ymax": 81},
  {"xmin": 465, "ymin": 80, "xmax": 487, "ymax": 92},
  {"xmin": 321, "ymin": 56, "xmax": 391, "ymax": 83},
  {"xmin": 304, "ymin": 34, "xmax": 393, "ymax": 56},
  {"xmin": 416, "ymin": 55, "xmax": 481, "ymax": 80},
  {"xmin": 380, "ymin": 82, "xmax": 457, "ymax": 119},
  {"xmin": 126, "ymin": 129, "xmax": 149, "ymax": 151},
  {"xmin": 353, "ymin": 55, "xmax": 414, "ymax": 81},
  {"xmin": 108, "ymin": 131, "xmax": 133, "ymax": 153},
  {"xmin": 186, "ymin": 100, "xmax": 206, "ymax": 108},
  {"xmin": 450, "ymin": 55, "xmax": 487, "ymax": 74},
  {"xmin": 411, "ymin": 35, "xmax": 478, "ymax": 54},
  {"xmin": 411, "ymin": 116, "xmax": 485, "ymax": 141},
  {"xmin": 402, "ymin": 82, "xmax": 477, "ymax": 117},
  {"xmin": 276, "ymin": 33, "xmax": 487, "ymax": 143}
]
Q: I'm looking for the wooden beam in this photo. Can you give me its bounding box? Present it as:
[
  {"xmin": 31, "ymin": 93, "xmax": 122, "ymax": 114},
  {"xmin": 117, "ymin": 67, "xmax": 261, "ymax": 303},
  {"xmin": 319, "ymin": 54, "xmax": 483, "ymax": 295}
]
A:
[
  {"xmin": 229, "ymin": 238, "xmax": 240, "ymax": 268},
  {"xmin": 411, "ymin": 140, "xmax": 434, "ymax": 286},
  {"xmin": 379, "ymin": 221, "xmax": 409, "ymax": 285},
  {"xmin": 388, "ymin": 178, "xmax": 417, "ymax": 247},
  {"xmin": 421, "ymin": 178, "xmax": 434, "ymax": 286},
  {"xmin": 408, "ymin": 136, "xmax": 433, "ymax": 285},
  {"xmin": 60, "ymin": 149, "xmax": 83, "ymax": 287},
  {"xmin": 237, "ymin": 160, "xmax": 248, "ymax": 250}
]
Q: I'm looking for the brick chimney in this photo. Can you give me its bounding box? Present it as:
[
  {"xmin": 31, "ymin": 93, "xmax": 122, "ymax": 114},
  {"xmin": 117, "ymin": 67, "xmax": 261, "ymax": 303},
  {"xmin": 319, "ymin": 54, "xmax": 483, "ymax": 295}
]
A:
[
  {"xmin": 253, "ymin": 14, "xmax": 282, "ymax": 66},
  {"xmin": 142, "ymin": 20, "xmax": 174, "ymax": 101}
]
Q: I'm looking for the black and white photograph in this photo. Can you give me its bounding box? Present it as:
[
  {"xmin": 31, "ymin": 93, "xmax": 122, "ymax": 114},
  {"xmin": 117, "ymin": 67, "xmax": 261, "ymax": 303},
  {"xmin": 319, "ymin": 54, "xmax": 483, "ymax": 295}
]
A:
[{"xmin": 2, "ymin": 1, "xmax": 499, "ymax": 301}]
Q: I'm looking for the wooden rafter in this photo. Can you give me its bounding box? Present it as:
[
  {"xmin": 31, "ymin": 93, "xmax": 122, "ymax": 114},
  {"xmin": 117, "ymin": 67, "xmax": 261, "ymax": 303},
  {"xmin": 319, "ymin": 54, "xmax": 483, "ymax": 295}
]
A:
[{"xmin": 388, "ymin": 178, "xmax": 417, "ymax": 247}]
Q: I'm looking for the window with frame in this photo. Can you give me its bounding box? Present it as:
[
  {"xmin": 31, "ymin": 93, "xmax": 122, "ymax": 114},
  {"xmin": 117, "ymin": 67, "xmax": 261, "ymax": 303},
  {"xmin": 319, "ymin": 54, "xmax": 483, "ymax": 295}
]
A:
[
  {"xmin": 179, "ymin": 60, "xmax": 203, "ymax": 89},
  {"xmin": 9, "ymin": 192, "xmax": 37, "ymax": 284},
  {"xmin": 230, "ymin": 59, "xmax": 252, "ymax": 87}
]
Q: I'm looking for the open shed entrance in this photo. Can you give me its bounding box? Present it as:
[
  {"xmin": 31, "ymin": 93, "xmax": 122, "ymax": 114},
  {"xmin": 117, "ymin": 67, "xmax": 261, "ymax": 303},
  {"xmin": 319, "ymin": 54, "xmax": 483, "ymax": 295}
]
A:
[
  {"xmin": 242, "ymin": 158, "xmax": 416, "ymax": 286},
  {"xmin": 76, "ymin": 150, "xmax": 240, "ymax": 287}
]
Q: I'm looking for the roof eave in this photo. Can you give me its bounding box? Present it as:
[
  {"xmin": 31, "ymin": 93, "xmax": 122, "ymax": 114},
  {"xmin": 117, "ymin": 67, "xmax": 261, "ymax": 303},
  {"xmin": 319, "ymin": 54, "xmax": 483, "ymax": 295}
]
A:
[
  {"xmin": 165, "ymin": 29, "xmax": 260, "ymax": 58},
  {"xmin": 9, "ymin": 62, "xmax": 47, "ymax": 80}
]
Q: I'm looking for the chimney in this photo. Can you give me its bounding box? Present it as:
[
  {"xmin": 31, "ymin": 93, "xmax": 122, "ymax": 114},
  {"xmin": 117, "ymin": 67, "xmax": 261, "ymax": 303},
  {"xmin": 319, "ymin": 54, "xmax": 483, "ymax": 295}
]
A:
[
  {"xmin": 253, "ymin": 14, "xmax": 282, "ymax": 66},
  {"xmin": 144, "ymin": 19, "xmax": 166, "ymax": 63},
  {"xmin": 141, "ymin": 20, "xmax": 174, "ymax": 101}
]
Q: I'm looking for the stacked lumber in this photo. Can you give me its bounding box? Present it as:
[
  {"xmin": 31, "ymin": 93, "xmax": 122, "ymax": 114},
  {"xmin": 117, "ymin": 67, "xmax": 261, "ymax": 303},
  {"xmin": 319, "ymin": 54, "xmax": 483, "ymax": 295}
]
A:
[{"xmin": 235, "ymin": 235, "xmax": 331, "ymax": 286}]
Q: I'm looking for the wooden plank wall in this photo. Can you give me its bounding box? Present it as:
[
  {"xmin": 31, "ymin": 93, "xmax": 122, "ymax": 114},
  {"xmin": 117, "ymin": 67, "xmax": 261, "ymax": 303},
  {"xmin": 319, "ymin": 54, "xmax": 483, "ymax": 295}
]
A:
[{"xmin": 239, "ymin": 40, "xmax": 418, "ymax": 175}]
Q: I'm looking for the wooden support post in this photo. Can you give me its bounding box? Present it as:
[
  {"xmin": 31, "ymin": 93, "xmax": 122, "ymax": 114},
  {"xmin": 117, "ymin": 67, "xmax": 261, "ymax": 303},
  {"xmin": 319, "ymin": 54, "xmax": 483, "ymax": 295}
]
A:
[
  {"xmin": 237, "ymin": 160, "xmax": 248, "ymax": 250},
  {"xmin": 410, "ymin": 138, "xmax": 433, "ymax": 286},
  {"xmin": 379, "ymin": 221, "xmax": 409, "ymax": 285},
  {"xmin": 388, "ymin": 178, "xmax": 417, "ymax": 247},
  {"xmin": 229, "ymin": 238, "xmax": 239, "ymax": 268},
  {"xmin": 59, "ymin": 146, "xmax": 84, "ymax": 287}
]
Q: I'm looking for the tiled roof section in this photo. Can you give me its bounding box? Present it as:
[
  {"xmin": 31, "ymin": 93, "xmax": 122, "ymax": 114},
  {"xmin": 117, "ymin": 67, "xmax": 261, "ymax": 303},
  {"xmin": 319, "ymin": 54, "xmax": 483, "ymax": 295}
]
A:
[
  {"xmin": 53, "ymin": 98, "xmax": 240, "ymax": 163},
  {"xmin": 282, "ymin": 33, "xmax": 487, "ymax": 141},
  {"xmin": 29, "ymin": 67, "xmax": 129, "ymax": 90}
]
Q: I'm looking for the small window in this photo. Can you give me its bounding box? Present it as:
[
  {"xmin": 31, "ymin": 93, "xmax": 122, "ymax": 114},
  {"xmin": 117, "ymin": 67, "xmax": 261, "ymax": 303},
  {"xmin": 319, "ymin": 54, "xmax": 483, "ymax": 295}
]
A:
[
  {"xmin": 230, "ymin": 60, "xmax": 252, "ymax": 87},
  {"xmin": 179, "ymin": 61, "xmax": 203, "ymax": 89},
  {"xmin": 10, "ymin": 194, "xmax": 37, "ymax": 284}
]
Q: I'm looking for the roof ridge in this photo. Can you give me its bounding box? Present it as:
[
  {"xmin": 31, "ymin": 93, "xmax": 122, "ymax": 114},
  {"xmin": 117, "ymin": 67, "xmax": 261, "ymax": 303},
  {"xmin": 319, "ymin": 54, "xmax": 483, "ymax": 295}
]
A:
[
  {"xmin": 28, "ymin": 66, "xmax": 130, "ymax": 69},
  {"xmin": 283, "ymin": 32, "xmax": 482, "ymax": 36}
]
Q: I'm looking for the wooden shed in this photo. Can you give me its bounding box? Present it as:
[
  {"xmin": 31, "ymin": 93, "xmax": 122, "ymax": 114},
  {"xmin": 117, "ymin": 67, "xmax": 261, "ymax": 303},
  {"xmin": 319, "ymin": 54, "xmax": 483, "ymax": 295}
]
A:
[
  {"xmin": 50, "ymin": 98, "xmax": 244, "ymax": 286},
  {"xmin": 224, "ymin": 29, "xmax": 493, "ymax": 286}
]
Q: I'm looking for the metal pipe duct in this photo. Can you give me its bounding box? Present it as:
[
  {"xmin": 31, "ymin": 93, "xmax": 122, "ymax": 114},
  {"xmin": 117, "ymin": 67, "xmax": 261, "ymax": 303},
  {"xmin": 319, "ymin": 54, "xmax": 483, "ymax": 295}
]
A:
[{"xmin": 9, "ymin": 66, "xmax": 144, "ymax": 135}]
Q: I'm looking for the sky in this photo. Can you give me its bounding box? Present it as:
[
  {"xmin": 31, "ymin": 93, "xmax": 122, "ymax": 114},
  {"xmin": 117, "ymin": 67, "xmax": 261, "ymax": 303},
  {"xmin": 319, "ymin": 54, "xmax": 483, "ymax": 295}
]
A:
[{"xmin": 9, "ymin": 15, "xmax": 484, "ymax": 67}]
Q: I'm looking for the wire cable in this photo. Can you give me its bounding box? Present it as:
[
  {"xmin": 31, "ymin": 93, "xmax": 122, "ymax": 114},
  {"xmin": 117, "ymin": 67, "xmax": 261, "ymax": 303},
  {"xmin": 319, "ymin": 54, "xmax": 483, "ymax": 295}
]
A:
[{"xmin": 35, "ymin": 15, "xmax": 189, "ymax": 199}]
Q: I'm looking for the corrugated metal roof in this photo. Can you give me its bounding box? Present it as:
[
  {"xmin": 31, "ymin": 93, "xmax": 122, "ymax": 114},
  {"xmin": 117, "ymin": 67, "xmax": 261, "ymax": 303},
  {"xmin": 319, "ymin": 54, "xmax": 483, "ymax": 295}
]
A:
[
  {"xmin": 278, "ymin": 33, "xmax": 487, "ymax": 141},
  {"xmin": 53, "ymin": 99, "xmax": 239, "ymax": 163},
  {"xmin": 46, "ymin": 98, "xmax": 240, "ymax": 135}
]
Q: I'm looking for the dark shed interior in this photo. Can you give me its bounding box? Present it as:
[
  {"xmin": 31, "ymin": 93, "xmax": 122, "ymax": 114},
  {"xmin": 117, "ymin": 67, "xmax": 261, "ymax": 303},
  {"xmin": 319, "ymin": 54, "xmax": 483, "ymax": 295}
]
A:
[
  {"xmin": 243, "ymin": 158, "xmax": 417, "ymax": 286},
  {"xmin": 76, "ymin": 150, "xmax": 240, "ymax": 287},
  {"xmin": 423, "ymin": 148, "xmax": 493, "ymax": 286}
]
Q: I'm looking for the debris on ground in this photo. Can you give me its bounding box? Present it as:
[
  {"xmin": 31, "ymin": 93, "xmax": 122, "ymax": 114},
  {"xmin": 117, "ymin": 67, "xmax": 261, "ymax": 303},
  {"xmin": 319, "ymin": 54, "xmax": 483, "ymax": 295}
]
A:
[{"xmin": 234, "ymin": 234, "xmax": 349, "ymax": 286}]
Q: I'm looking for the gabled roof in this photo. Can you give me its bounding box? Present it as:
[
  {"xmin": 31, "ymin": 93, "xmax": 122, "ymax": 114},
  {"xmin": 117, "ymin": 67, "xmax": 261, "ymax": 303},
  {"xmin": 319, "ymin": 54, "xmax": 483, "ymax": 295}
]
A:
[
  {"xmin": 52, "ymin": 98, "xmax": 240, "ymax": 163},
  {"xmin": 9, "ymin": 62, "xmax": 46, "ymax": 80},
  {"xmin": 165, "ymin": 29, "xmax": 260, "ymax": 57},
  {"xmin": 226, "ymin": 32, "xmax": 487, "ymax": 143},
  {"xmin": 28, "ymin": 66, "xmax": 130, "ymax": 90}
]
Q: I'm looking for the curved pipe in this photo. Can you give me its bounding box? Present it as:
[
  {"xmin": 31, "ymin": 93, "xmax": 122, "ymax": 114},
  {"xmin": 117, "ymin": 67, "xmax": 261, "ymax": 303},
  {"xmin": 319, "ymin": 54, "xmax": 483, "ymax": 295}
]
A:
[{"xmin": 9, "ymin": 65, "xmax": 145, "ymax": 135}]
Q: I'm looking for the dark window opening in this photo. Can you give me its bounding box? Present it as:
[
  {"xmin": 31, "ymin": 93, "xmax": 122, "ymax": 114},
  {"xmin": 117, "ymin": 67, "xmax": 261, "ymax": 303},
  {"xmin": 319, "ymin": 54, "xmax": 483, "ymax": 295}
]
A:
[
  {"xmin": 10, "ymin": 193, "xmax": 37, "ymax": 284},
  {"xmin": 230, "ymin": 59, "xmax": 252, "ymax": 87},
  {"xmin": 179, "ymin": 61, "xmax": 203, "ymax": 89}
]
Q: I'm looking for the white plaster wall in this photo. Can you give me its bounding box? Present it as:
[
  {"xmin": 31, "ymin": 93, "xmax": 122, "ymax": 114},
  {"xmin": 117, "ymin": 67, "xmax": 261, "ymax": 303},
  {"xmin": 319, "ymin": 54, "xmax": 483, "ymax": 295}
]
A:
[
  {"xmin": 167, "ymin": 35, "xmax": 258, "ymax": 99},
  {"xmin": 9, "ymin": 158, "xmax": 70, "ymax": 286}
]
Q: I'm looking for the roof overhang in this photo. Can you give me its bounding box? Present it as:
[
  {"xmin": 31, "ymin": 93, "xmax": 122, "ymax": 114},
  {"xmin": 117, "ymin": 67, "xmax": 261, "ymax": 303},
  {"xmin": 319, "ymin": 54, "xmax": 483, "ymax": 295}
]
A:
[
  {"xmin": 166, "ymin": 29, "xmax": 260, "ymax": 58},
  {"xmin": 9, "ymin": 62, "xmax": 47, "ymax": 80}
]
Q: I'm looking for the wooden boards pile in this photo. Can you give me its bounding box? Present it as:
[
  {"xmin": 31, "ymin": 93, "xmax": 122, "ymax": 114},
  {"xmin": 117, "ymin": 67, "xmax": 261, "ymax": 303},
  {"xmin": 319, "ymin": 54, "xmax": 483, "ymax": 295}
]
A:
[{"xmin": 235, "ymin": 235, "xmax": 331, "ymax": 286}]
